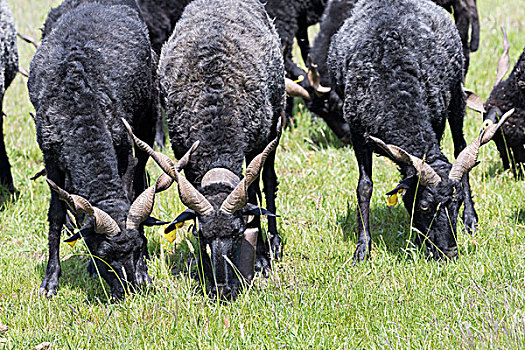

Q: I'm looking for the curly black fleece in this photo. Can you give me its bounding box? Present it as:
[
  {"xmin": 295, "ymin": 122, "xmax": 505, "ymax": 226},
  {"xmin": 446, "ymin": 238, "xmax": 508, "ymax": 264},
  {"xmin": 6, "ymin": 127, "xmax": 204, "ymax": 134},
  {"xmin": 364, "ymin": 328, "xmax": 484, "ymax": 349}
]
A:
[
  {"xmin": 41, "ymin": 0, "xmax": 141, "ymax": 39},
  {"xmin": 264, "ymin": 0, "xmax": 327, "ymax": 79},
  {"xmin": 135, "ymin": 0, "xmax": 192, "ymax": 53},
  {"xmin": 329, "ymin": 0, "xmax": 464, "ymax": 158},
  {"xmin": 28, "ymin": 2, "xmax": 159, "ymax": 299},
  {"xmin": 328, "ymin": 0, "xmax": 470, "ymax": 259},
  {"xmin": 484, "ymin": 48, "xmax": 525, "ymax": 175},
  {"xmin": 304, "ymin": 0, "xmax": 477, "ymax": 145},
  {"xmin": 159, "ymin": 0, "xmax": 284, "ymax": 184},
  {"xmin": 159, "ymin": 0, "xmax": 285, "ymax": 298},
  {"xmin": 0, "ymin": 0, "xmax": 19, "ymax": 192},
  {"xmin": 42, "ymin": 0, "xmax": 192, "ymax": 54},
  {"xmin": 314, "ymin": 0, "xmax": 478, "ymax": 77}
]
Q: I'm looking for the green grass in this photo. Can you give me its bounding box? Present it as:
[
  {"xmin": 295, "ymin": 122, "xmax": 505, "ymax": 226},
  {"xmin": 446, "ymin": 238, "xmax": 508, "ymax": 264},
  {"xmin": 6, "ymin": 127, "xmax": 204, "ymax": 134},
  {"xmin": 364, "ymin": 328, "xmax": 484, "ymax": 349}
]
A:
[{"xmin": 1, "ymin": 0, "xmax": 525, "ymax": 348}]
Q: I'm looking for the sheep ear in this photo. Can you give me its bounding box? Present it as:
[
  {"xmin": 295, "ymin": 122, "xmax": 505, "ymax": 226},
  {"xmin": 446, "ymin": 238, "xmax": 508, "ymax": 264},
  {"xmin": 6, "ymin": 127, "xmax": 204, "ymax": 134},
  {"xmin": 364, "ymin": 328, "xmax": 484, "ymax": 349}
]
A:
[
  {"xmin": 142, "ymin": 216, "xmax": 170, "ymax": 227},
  {"xmin": 241, "ymin": 204, "xmax": 279, "ymax": 217},
  {"xmin": 164, "ymin": 209, "xmax": 197, "ymax": 234},
  {"xmin": 385, "ymin": 176, "xmax": 416, "ymax": 196}
]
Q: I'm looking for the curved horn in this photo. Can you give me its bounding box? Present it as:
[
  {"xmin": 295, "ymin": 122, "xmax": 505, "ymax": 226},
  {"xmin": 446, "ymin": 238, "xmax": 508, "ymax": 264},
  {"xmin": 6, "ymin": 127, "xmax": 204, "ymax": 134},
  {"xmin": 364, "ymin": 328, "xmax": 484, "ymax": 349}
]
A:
[
  {"xmin": 220, "ymin": 118, "xmax": 283, "ymax": 214},
  {"xmin": 123, "ymin": 118, "xmax": 213, "ymax": 216},
  {"xmin": 449, "ymin": 108, "xmax": 514, "ymax": 181},
  {"xmin": 46, "ymin": 179, "xmax": 120, "ymax": 236},
  {"xmin": 494, "ymin": 26, "xmax": 510, "ymax": 87},
  {"xmin": 122, "ymin": 118, "xmax": 178, "ymax": 177},
  {"xmin": 174, "ymin": 169, "xmax": 214, "ymax": 216},
  {"xmin": 126, "ymin": 173, "xmax": 174, "ymax": 230},
  {"xmin": 285, "ymin": 78, "xmax": 310, "ymax": 99},
  {"xmin": 307, "ymin": 56, "xmax": 331, "ymax": 95},
  {"xmin": 369, "ymin": 136, "xmax": 441, "ymax": 187}
]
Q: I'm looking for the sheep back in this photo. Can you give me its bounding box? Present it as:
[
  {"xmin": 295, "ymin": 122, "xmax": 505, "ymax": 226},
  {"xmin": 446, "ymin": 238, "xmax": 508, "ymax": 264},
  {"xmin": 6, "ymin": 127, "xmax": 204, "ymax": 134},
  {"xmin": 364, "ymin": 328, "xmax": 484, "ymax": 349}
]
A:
[
  {"xmin": 29, "ymin": 3, "xmax": 155, "ymax": 215},
  {"xmin": 159, "ymin": 0, "xmax": 285, "ymax": 183},
  {"xmin": 0, "ymin": 0, "xmax": 18, "ymax": 94},
  {"xmin": 329, "ymin": 0, "xmax": 464, "ymax": 159}
]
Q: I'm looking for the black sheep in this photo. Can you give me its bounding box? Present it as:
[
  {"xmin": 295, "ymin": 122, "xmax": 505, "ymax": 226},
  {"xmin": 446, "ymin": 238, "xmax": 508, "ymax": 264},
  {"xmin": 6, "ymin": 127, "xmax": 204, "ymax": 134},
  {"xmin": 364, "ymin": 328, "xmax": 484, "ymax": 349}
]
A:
[
  {"xmin": 0, "ymin": 0, "xmax": 18, "ymax": 195},
  {"xmin": 133, "ymin": 0, "xmax": 286, "ymax": 299},
  {"xmin": 328, "ymin": 0, "xmax": 503, "ymax": 261},
  {"xmin": 484, "ymin": 32, "xmax": 525, "ymax": 176},
  {"xmin": 301, "ymin": 0, "xmax": 479, "ymax": 144},
  {"xmin": 303, "ymin": 0, "xmax": 357, "ymax": 144},
  {"xmin": 264, "ymin": 0, "xmax": 327, "ymax": 80},
  {"xmin": 434, "ymin": 0, "xmax": 479, "ymax": 74},
  {"xmin": 135, "ymin": 0, "xmax": 192, "ymax": 54},
  {"xmin": 28, "ymin": 1, "xmax": 161, "ymax": 299}
]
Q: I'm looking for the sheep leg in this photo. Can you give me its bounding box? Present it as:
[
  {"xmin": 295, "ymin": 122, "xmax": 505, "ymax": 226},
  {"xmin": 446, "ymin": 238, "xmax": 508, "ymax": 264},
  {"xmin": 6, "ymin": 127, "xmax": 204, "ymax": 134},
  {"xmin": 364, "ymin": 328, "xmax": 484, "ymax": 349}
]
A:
[
  {"xmin": 0, "ymin": 101, "xmax": 15, "ymax": 194},
  {"xmin": 40, "ymin": 164, "xmax": 66, "ymax": 298},
  {"xmin": 296, "ymin": 23, "xmax": 310, "ymax": 66},
  {"xmin": 448, "ymin": 84, "xmax": 478, "ymax": 234},
  {"xmin": 246, "ymin": 171, "xmax": 271, "ymax": 277},
  {"xmin": 353, "ymin": 147, "xmax": 373, "ymax": 262},
  {"xmin": 262, "ymin": 149, "xmax": 281, "ymax": 262},
  {"xmin": 460, "ymin": 174, "xmax": 478, "ymax": 234}
]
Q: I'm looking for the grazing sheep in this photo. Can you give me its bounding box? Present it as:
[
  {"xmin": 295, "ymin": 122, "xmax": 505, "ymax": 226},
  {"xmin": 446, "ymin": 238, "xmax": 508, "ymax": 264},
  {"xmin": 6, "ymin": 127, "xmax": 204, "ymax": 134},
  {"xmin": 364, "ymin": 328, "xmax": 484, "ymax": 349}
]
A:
[
  {"xmin": 328, "ymin": 0, "xmax": 503, "ymax": 261},
  {"xmin": 133, "ymin": 0, "xmax": 286, "ymax": 299},
  {"xmin": 304, "ymin": 0, "xmax": 357, "ymax": 144},
  {"xmin": 28, "ymin": 1, "xmax": 161, "ymax": 299},
  {"xmin": 434, "ymin": 0, "xmax": 479, "ymax": 74},
  {"xmin": 41, "ymin": 0, "xmax": 141, "ymax": 39},
  {"xmin": 135, "ymin": 0, "xmax": 192, "ymax": 54},
  {"xmin": 264, "ymin": 0, "xmax": 327, "ymax": 80},
  {"xmin": 484, "ymin": 32, "xmax": 525, "ymax": 176},
  {"xmin": 0, "ymin": 0, "xmax": 18, "ymax": 194}
]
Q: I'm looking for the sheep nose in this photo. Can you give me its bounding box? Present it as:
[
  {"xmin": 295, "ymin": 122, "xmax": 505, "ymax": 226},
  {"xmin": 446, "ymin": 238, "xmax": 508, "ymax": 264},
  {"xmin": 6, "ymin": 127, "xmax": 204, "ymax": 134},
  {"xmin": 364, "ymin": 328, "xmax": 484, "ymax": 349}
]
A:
[
  {"xmin": 444, "ymin": 247, "xmax": 458, "ymax": 259},
  {"xmin": 210, "ymin": 284, "xmax": 233, "ymax": 299}
]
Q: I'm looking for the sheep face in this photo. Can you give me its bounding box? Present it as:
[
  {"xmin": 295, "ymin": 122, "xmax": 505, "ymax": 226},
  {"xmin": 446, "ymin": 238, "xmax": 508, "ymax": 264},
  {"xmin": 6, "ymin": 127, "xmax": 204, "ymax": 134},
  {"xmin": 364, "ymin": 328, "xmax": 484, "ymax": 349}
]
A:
[
  {"xmin": 198, "ymin": 212, "xmax": 248, "ymax": 300},
  {"xmin": 402, "ymin": 177, "xmax": 463, "ymax": 259},
  {"xmin": 169, "ymin": 183, "xmax": 259, "ymax": 300},
  {"xmin": 484, "ymin": 106, "xmax": 503, "ymax": 127},
  {"xmin": 84, "ymin": 229, "xmax": 149, "ymax": 299}
]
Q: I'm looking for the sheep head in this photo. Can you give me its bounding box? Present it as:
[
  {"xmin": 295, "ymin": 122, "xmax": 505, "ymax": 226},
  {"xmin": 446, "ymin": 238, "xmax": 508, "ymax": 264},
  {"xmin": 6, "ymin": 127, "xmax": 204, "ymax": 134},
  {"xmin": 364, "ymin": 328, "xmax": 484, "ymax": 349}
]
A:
[
  {"xmin": 46, "ymin": 169, "xmax": 172, "ymax": 299},
  {"xmin": 370, "ymin": 110, "xmax": 511, "ymax": 259},
  {"xmin": 123, "ymin": 118, "xmax": 282, "ymax": 299}
]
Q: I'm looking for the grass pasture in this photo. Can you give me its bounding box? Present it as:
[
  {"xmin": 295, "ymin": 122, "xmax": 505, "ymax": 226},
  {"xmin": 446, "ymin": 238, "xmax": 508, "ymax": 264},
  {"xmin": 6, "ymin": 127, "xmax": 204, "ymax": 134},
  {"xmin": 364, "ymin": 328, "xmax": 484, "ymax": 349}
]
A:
[{"xmin": 1, "ymin": 0, "xmax": 524, "ymax": 348}]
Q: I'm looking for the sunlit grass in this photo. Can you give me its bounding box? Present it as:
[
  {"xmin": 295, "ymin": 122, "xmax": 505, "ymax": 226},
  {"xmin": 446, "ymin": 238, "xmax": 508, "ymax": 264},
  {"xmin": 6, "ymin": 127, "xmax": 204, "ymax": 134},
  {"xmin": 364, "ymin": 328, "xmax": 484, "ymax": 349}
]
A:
[{"xmin": 0, "ymin": 0, "xmax": 524, "ymax": 348}]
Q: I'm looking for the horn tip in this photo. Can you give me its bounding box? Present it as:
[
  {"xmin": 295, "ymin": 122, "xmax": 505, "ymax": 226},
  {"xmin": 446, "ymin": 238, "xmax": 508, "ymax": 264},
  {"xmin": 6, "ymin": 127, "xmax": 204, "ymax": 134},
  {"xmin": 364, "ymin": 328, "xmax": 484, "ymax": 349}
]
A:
[{"xmin": 121, "ymin": 118, "xmax": 133, "ymax": 135}]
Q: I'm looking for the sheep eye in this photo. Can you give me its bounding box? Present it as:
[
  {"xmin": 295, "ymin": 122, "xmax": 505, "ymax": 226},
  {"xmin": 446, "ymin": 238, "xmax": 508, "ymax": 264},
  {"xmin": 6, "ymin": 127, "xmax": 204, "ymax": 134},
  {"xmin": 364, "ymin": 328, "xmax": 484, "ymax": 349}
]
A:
[
  {"xmin": 420, "ymin": 205, "xmax": 429, "ymax": 211},
  {"xmin": 482, "ymin": 119, "xmax": 493, "ymax": 129}
]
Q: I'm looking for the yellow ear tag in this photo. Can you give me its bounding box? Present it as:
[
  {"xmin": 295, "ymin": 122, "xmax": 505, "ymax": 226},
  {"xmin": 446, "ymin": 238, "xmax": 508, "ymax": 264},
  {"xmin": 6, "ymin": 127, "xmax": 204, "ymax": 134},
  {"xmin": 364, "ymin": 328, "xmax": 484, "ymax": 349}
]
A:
[
  {"xmin": 483, "ymin": 119, "xmax": 493, "ymax": 129},
  {"xmin": 66, "ymin": 239, "xmax": 78, "ymax": 248},
  {"xmin": 294, "ymin": 75, "xmax": 305, "ymax": 83},
  {"xmin": 387, "ymin": 192, "xmax": 398, "ymax": 206},
  {"xmin": 163, "ymin": 222, "xmax": 184, "ymax": 243},
  {"xmin": 387, "ymin": 188, "xmax": 406, "ymax": 206}
]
